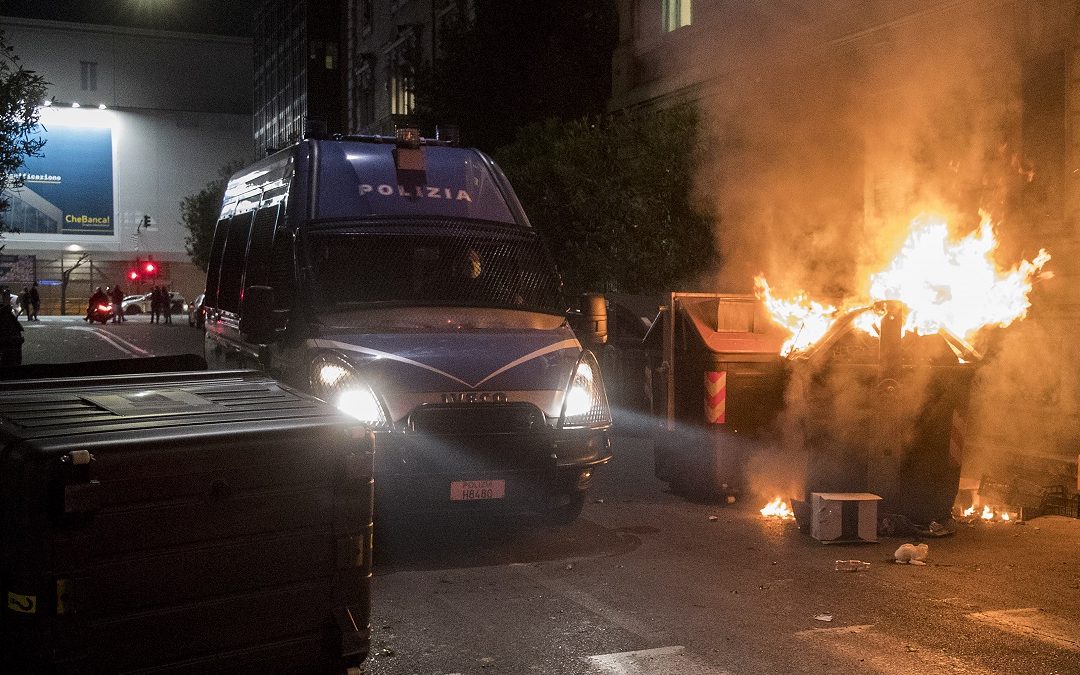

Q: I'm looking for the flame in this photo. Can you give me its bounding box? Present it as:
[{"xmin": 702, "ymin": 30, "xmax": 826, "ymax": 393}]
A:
[
  {"xmin": 962, "ymin": 504, "xmax": 976, "ymax": 517},
  {"xmin": 981, "ymin": 504, "xmax": 995, "ymax": 520},
  {"xmin": 760, "ymin": 497, "xmax": 794, "ymax": 519},
  {"xmin": 754, "ymin": 278, "xmax": 838, "ymax": 356},
  {"xmin": 757, "ymin": 213, "xmax": 1051, "ymax": 356},
  {"xmin": 1001, "ymin": 511, "xmax": 1011, "ymax": 521}
]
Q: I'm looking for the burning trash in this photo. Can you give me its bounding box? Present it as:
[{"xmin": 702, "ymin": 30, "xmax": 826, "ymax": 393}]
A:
[
  {"xmin": 760, "ymin": 497, "xmax": 794, "ymax": 519},
  {"xmin": 646, "ymin": 212, "xmax": 1050, "ymax": 532},
  {"xmin": 752, "ymin": 213, "xmax": 1051, "ymax": 529},
  {"xmin": 756, "ymin": 213, "xmax": 1051, "ymax": 357}
]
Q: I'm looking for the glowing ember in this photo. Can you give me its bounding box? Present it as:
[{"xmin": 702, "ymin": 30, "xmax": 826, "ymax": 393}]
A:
[
  {"xmin": 756, "ymin": 213, "xmax": 1051, "ymax": 356},
  {"xmin": 760, "ymin": 497, "xmax": 794, "ymax": 519}
]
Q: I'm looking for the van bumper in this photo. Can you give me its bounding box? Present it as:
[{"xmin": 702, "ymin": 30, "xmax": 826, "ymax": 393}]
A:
[{"xmin": 372, "ymin": 426, "xmax": 611, "ymax": 517}]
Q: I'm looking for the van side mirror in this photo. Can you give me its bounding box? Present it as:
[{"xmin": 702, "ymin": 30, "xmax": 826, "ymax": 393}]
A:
[
  {"xmin": 241, "ymin": 285, "xmax": 276, "ymax": 342},
  {"xmin": 569, "ymin": 292, "xmax": 608, "ymax": 348}
]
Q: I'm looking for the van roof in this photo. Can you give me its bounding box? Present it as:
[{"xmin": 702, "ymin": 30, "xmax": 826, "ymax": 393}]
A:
[{"xmin": 224, "ymin": 138, "xmax": 528, "ymax": 227}]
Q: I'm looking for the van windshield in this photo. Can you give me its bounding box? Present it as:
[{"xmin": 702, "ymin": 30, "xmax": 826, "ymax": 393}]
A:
[{"xmin": 304, "ymin": 223, "xmax": 566, "ymax": 316}]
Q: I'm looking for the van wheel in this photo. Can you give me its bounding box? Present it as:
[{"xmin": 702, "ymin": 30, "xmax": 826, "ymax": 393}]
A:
[{"xmin": 546, "ymin": 493, "xmax": 585, "ymax": 525}]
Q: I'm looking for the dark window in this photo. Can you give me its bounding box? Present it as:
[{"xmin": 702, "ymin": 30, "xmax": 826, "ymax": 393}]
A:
[
  {"xmin": 80, "ymin": 61, "xmax": 97, "ymax": 91},
  {"xmin": 356, "ymin": 62, "xmax": 375, "ymax": 128},
  {"xmin": 358, "ymin": 0, "xmax": 373, "ymax": 34},
  {"xmin": 218, "ymin": 211, "xmax": 255, "ymax": 313},
  {"xmin": 204, "ymin": 218, "xmax": 230, "ymax": 309},
  {"xmin": 305, "ymin": 225, "xmax": 565, "ymax": 315},
  {"xmin": 244, "ymin": 204, "xmax": 281, "ymax": 293},
  {"xmin": 269, "ymin": 228, "xmax": 296, "ymax": 311}
]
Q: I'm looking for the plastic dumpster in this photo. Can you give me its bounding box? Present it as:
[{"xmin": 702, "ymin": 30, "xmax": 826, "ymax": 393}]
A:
[
  {"xmin": 648, "ymin": 293, "xmax": 787, "ymax": 498},
  {"xmin": 788, "ymin": 301, "xmax": 980, "ymax": 526}
]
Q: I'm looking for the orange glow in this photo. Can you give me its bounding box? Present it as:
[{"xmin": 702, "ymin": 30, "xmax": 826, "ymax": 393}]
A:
[
  {"xmin": 981, "ymin": 505, "xmax": 995, "ymax": 520},
  {"xmin": 963, "ymin": 504, "xmax": 976, "ymax": 517},
  {"xmin": 757, "ymin": 213, "xmax": 1051, "ymax": 356},
  {"xmin": 760, "ymin": 497, "xmax": 794, "ymax": 519}
]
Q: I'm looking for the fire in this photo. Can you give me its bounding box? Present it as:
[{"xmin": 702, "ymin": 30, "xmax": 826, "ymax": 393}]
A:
[
  {"xmin": 981, "ymin": 504, "xmax": 994, "ymax": 520},
  {"xmin": 963, "ymin": 504, "xmax": 976, "ymax": 517},
  {"xmin": 760, "ymin": 497, "xmax": 794, "ymax": 519},
  {"xmin": 756, "ymin": 213, "xmax": 1051, "ymax": 356},
  {"xmin": 754, "ymin": 278, "xmax": 838, "ymax": 355}
]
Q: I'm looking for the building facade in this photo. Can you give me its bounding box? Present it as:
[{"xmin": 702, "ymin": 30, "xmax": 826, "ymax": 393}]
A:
[
  {"xmin": 611, "ymin": 1, "xmax": 1080, "ymax": 472},
  {"xmin": 253, "ymin": 0, "xmax": 346, "ymax": 153},
  {"xmin": 0, "ymin": 17, "xmax": 253, "ymax": 310},
  {"xmin": 345, "ymin": 0, "xmax": 472, "ymax": 135}
]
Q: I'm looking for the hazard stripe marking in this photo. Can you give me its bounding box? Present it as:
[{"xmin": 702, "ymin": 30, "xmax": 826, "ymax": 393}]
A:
[
  {"xmin": 968, "ymin": 608, "xmax": 1080, "ymax": 651},
  {"xmin": 704, "ymin": 371, "xmax": 726, "ymax": 424}
]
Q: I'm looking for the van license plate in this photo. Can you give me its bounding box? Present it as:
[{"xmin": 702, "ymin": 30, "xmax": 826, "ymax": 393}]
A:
[{"xmin": 450, "ymin": 480, "xmax": 506, "ymax": 501}]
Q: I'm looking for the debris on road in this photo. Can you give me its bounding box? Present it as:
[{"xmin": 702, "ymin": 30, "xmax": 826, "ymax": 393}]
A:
[
  {"xmin": 834, "ymin": 560, "xmax": 871, "ymax": 572},
  {"xmin": 894, "ymin": 543, "xmax": 929, "ymax": 565},
  {"xmin": 814, "ymin": 614, "xmax": 834, "ymax": 622},
  {"xmin": 708, "ymin": 515, "xmax": 719, "ymax": 522}
]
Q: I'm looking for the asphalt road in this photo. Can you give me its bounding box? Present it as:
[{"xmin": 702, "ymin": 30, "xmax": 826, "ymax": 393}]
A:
[
  {"xmin": 19, "ymin": 317, "xmax": 1080, "ymax": 674},
  {"xmin": 18, "ymin": 312, "xmax": 202, "ymax": 365}
]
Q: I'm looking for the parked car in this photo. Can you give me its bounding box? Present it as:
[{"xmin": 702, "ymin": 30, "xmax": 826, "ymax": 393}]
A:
[
  {"xmin": 122, "ymin": 291, "xmax": 187, "ymax": 316},
  {"xmin": 188, "ymin": 293, "xmax": 205, "ymax": 328}
]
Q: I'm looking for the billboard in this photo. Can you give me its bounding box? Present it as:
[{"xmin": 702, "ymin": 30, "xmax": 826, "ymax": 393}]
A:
[{"xmin": 7, "ymin": 124, "xmax": 114, "ymax": 236}]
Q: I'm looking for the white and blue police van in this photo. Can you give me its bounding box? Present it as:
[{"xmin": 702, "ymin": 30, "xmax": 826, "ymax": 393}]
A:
[{"xmin": 202, "ymin": 130, "xmax": 612, "ymax": 523}]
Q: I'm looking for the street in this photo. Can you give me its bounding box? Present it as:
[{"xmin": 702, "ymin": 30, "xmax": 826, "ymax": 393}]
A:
[{"xmin": 19, "ymin": 318, "xmax": 1080, "ymax": 674}]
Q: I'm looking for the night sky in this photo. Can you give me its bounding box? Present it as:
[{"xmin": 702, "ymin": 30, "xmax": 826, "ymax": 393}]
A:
[{"xmin": 1, "ymin": 0, "xmax": 258, "ymax": 37}]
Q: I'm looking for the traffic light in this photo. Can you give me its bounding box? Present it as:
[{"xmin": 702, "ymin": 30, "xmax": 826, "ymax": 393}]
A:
[
  {"xmin": 127, "ymin": 268, "xmax": 140, "ymax": 282},
  {"xmin": 142, "ymin": 258, "xmax": 157, "ymax": 278}
]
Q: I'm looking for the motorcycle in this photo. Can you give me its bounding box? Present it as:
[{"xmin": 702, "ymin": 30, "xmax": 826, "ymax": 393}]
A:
[{"xmin": 88, "ymin": 302, "xmax": 114, "ymax": 324}]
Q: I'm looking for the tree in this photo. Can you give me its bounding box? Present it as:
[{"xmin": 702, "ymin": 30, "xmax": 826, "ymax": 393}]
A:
[
  {"xmin": 181, "ymin": 160, "xmax": 246, "ymax": 272},
  {"xmin": 495, "ymin": 105, "xmax": 716, "ymax": 294},
  {"xmin": 416, "ymin": 0, "xmax": 617, "ymax": 152},
  {"xmin": 59, "ymin": 252, "xmax": 89, "ymax": 316},
  {"xmin": 0, "ymin": 29, "xmax": 49, "ymax": 235}
]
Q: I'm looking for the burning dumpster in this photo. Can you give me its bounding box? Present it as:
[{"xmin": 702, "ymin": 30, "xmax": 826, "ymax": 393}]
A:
[
  {"xmin": 648, "ymin": 293, "xmax": 787, "ymax": 498},
  {"xmin": 787, "ymin": 300, "xmax": 981, "ymax": 525}
]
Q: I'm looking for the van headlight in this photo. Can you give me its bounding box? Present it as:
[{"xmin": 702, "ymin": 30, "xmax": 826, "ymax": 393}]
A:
[
  {"xmin": 310, "ymin": 353, "xmax": 390, "ymax": 428},
  {"xmin": 558, "ymin": 350, "xmax": 612, "ymax": 429}
]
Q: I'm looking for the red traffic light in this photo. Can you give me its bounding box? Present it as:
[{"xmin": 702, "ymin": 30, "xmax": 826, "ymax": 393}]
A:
[
  {"xmin": 128, "ymin": 269, "xmax": 140, "ymax": 281},
  {"xmin": 143, "ymin": 261, "xmax": 157, "ymax": 275}
]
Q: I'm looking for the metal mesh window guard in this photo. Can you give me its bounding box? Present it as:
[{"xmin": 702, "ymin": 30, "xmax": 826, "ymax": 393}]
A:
[{"xmin": 306, "ymin": 221, "xmax": 564, "ymax": 314}]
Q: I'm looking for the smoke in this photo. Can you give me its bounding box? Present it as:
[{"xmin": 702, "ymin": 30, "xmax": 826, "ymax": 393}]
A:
[
  {"xmin": 672, "ymin": 2, "xmax": 1076, "ymax": 503},
  {"xmin": 690, "ymin": 2, "xmax": 1036, "ymax": 299}
]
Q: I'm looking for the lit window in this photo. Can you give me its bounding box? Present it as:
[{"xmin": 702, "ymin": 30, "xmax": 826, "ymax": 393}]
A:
[
  {"xmin": 80, "ymin": 61, "xmax": 98, "ymax": 91},
  {"xmin": 662, "ymin": 0, "xmax": 691, "ymax": 32},
  {"xmin": 386, "ymin": 30, "xmax": 418, "ymax": 116}
]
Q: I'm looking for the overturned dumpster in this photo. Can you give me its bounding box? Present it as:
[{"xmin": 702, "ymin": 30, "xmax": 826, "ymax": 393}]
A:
[{"xmin": 649, "ymin": 294, "xmax": 981, "ymax": 525}]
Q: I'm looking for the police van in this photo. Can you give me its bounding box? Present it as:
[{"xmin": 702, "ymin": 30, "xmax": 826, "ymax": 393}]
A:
[{"xmin": 202, "ymin": 130, "xmax": 612, "ymax": 523}]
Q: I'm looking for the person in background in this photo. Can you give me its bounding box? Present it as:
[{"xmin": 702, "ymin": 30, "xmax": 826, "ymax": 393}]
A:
[
  {"xmin": 86, "ymin": 286, "xmax": 108, "ymax": 322},
  {"xmin": 149, "ymin": 286, "xmax": 161, "ymax": 324},
  {"xmin": 163, "ymin": 286, "xmax": 173, "ymax": 324},
  {"xmin": 29, "ymin": 282, "xmax": 40, "ymax": 321},
  {"xmin": 0, "ymin": 289, "xmax": 24, "ymax": 366},
  {"xmin": 18, "ymin": 287, "xmax": 30, "ymax": 320},
  {"xmin": 110, "ymin": 284, "xmax": 125, "ymax": 323}
]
